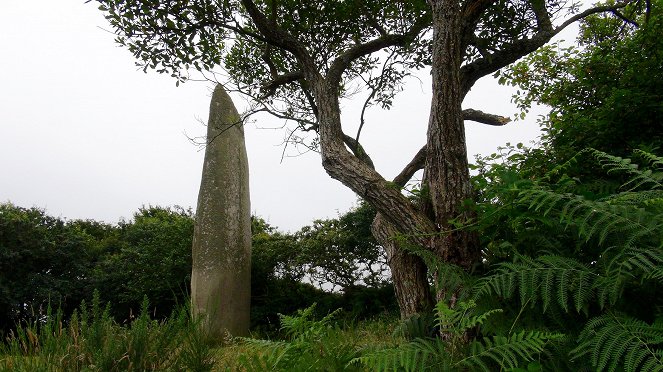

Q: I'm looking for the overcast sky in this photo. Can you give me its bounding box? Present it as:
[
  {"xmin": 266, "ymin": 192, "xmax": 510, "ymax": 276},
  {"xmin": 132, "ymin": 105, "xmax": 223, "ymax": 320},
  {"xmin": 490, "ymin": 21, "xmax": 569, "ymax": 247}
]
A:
[{"xmin": 1, "ymin": 1, "xmax": 548, "ymax": 231}]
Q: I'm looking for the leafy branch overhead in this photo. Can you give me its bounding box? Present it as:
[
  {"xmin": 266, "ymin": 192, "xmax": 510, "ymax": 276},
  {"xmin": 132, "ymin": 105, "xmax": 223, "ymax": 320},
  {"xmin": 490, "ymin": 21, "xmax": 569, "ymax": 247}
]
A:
[{"xmin": 95, "ymin": 0, "xmax": 636, "ymax": 151}]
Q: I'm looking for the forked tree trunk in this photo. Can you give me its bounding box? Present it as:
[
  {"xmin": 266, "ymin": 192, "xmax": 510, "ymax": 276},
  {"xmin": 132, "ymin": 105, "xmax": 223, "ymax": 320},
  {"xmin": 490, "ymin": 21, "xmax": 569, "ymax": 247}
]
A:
[
  {"xmin": 191, "ymin": 85, "xmax": 252, "ymax": 340},
  {"xmin": 310, "ymin": 1, "xmax": 481, "ymax": 317}
]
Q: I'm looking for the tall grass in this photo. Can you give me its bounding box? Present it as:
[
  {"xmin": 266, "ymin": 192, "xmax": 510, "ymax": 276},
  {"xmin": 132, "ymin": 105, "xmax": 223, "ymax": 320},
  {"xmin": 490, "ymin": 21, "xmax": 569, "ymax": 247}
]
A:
[
  {"xmin": 218, "ymin": 304, "xmax": 402, "ymax": 372},
  {"xmin": 0, "ymin": 292, "xmax": 214, "ymax": 372}
]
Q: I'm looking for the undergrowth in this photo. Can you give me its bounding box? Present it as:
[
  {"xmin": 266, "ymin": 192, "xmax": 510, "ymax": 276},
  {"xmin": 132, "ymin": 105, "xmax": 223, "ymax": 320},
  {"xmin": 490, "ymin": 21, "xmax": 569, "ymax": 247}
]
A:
[{"xmin": 0, "ymin": 291, "xmax": 214, "ymax": 372}]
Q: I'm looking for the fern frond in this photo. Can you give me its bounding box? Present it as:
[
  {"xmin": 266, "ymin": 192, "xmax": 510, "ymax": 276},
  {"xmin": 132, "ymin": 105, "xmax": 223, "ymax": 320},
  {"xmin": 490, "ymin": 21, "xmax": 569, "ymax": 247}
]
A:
[
  {"xmin": 587, "ymin": 148, "xmax": 663, "ymax": 191},
  {"xmin": 571, "ymin": 312, "xmax": 663, "ymax": 372},
  {"xmin": 476, "ymin": 255, "xmax": 596, "ymax": 313},
  {"xmin": 434, "ymin": 300, "xmax": 503, "ymax": 335},
  {"xmin": 393, "ymin": 313, "xmax": 436, "ymax": 340},
  {"xmin": 518, "ymin": 189, "xmax": 658, "ymax": 248},
  {"xmin": 596, "ymin": 247, "xmax": 663, "ymax": 308},
  {"xmin": 603, "ymin": 191, "xmax": 663, "ymax": 206},
  {"xmin": 634, "ymin": 149, "xmax": 663, "ymax": 171},
  {"xmin": 457, "ymin": 331, "xmax": 563, "ymax": 371},
  {"xmin": 618, "ymin": 247, "xmax": 663, "ymax": 280},
  {"xmin": 352, "ymin": 338, "xmax": 449, "ymax": 372},
  {"xmin": 237, "ymin": 339, "xmax": 294, "ymax": 372}
]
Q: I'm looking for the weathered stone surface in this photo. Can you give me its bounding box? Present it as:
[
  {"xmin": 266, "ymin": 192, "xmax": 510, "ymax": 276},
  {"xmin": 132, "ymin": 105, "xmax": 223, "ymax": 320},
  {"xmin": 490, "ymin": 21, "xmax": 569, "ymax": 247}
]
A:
[{"xmin": 191, "ymin": 85, "xmax": 251, "ymax": 340}]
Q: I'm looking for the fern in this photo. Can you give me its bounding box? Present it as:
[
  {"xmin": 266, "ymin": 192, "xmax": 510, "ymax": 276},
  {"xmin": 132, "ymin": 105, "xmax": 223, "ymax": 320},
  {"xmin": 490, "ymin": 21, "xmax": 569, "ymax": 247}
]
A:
[
  {"xmin": 352, "ymin": 338, "xmax": 450, "ymax": 371},
  {"xmin": 635, "ymin": 149, "xmax": 663, "ymax": 171},
  {"xmin": 393, "ymin": 312, "xmax": 437, "ymax": 340},
  {"xmin": 587, "ymin": 148, "xmax": 663, "ymax": 191},
  {"xmin": 458, "ymin": 331, "xmax": 564, "ymax": 371},
  {"xmin": 435, "ymin": 300, "xmax": 503, "ymax": 335},
  {"xmin": 476, "ymin": 255, "xmax": 596, "ymax": 313},
  {"xmin": 602, "ymin": 190, "xmax": 663, "ymax": 206},
  {"xmin": 473, "ymin": 148, "xmax": 663, "ymax": 371},
  {"xmin": 571, "ymin": 312, "xmax": 663, "ymax": 372},
  {"xmin": 518, "ymin": 188, "xmax": 659, "ymax": 248},
  {"xmin": 354, "ymin": 300, "xmax": 558, "ymax": 371},
  {"xmin": 237, "ymin": 339, "xmax": 293, "ymax": 372},
  {"xmin": 236, "ymin": 304, "xmax": 363, "ymax": 372}
]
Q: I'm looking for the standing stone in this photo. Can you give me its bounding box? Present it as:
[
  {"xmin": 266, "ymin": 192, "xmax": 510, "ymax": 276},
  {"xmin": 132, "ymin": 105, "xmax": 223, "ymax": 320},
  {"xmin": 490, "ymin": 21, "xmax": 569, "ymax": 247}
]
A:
[{"xmin": 191, "ymin": 85, "xmax": 251, "ymax": 340}]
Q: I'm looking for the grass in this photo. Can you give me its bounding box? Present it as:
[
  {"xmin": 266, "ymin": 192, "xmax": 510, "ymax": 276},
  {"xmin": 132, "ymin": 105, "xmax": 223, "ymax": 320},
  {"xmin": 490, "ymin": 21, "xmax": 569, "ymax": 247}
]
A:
[
  {"xmin": 213, "ymin": 307, "xmax": 404, "ymax": 372},
  {"xmin": 1, "ymin": 297, "xmax": 403, "ymax": 372},
  {"xmin": 0, "ymin": 292, "xmax": 215, "ymax": 372}
]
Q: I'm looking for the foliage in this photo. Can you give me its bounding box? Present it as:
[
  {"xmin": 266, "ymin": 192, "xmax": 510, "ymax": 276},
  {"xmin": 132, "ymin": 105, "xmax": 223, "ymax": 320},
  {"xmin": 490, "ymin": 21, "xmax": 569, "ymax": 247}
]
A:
[
  {"xmin": 93, "ymin": 206, "xmax": 194, "ymax": 320},
  {"xmin": 502, "ymin": 1, "xmax": 663, "ymax": 161},
  {"xmin": 236, "ymin": 304, "xmax": 363, "ymax": 372},
  {"xmin": 289, "ymin": 202, "xmax": 388, "ymax": 291},
  {"xmin": 0, "ymin": 201, "xmax": 393, "ymax": 335},
  {"xmin": 0, "ymin": 203, "xmax": 104, "ymax": 335},
  {"xmin": 250, "ymin": 207, "xmax": 396, "ymax": 332},
  {"xmin": 354, "ymin": 300, "xmax": 562, "ymax": 371},
  {"xmin": 0, "ymin": 291, "xmax": 214, "ymax": 371},
  {"xmin": 571, "ymin": 312, "xmax": 663, "ymax": 372},
  {"xmin": 472, "ymin": 147, "xmax": 663, "ymax": 371}
]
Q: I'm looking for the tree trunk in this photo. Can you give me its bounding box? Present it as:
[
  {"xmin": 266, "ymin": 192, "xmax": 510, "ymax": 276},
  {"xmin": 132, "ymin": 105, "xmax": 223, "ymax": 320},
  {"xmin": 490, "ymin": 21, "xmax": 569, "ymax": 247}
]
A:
[
  {"xmin": 191, "ymin": 85, "xmax": 252, "ymax": 341},
  {"xmin": 426, "ymin": 0, "xmax": 480, "ymax": 282},
  {"xmin": 372, "ymin": 213, "xmax": 433, "ymax": 319},
  {"xmin": 311, "ymin": 1, "xmax": 480, "ymax": 315}
]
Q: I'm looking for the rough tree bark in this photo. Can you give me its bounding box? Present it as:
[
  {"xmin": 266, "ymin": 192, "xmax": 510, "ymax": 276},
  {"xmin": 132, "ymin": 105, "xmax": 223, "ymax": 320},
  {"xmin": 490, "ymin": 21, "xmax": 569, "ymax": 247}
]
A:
[
  {"xmin": 191, "ymin": 85, "xmax": 251, "ymax": 340},
  {"xmin": 372, "ymin": 213, "xmax": 434, "ymax": 317},
  {"xmin": 426, "ymin": 0, "xmax": 481, "ymax": 302}
]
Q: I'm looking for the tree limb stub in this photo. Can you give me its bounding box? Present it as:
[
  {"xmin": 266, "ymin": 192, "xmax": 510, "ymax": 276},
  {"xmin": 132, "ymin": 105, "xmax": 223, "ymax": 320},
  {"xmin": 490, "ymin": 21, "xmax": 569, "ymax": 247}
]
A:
[{"xmin": 463, "ymin": 109, "xmax": 511, "ymax": 126}]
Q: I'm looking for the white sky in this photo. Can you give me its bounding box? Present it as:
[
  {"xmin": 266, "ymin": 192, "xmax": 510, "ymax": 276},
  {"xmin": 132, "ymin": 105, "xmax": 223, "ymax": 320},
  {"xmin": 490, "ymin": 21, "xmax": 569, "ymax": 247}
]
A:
[{"xmin": 1, "ymin": 1, "xmax": 548, "ymax": 232}]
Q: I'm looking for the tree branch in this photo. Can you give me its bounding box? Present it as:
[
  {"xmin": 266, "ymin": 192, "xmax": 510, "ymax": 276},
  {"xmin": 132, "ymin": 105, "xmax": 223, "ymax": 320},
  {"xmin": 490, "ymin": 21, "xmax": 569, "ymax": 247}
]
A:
[
  {"xmin": 342, "ymin": 134, "xmax": 376, "ymax": 169},
  {"xmin": 393, "ymin": 146, "xmax": 427, "ymax": 188},
  {"xmin": 391, "ymin": 108, "xmax": 509, "ymax": 187},
  {"xmin": 460, "ymin": 2, "xmax": 631, "ymax": 95},
  {"xmin": 260, "ymin": 71, "xmax": 305, "ymax": 98},
  {"xmin": 239, "ymin": 0, "xmax": 317, "ymax": 73},
  {"xmin": 463, "ymin": 108, "xmax": 511, "ymax": 126},
  {"xmin": 326, "ymin": 15, "xmax": 430, "ymax": 86}
]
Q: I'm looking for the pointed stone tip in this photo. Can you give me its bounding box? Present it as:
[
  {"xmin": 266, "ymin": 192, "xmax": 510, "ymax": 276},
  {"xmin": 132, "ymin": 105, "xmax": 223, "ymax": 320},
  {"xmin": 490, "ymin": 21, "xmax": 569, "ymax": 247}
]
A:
[
  {"xmin": 212, "ymin": 84, "xmax": 234, "ymax": 106},
  {"xmin": 209, "ymin": 84, "xmax": 242, "ymax": 134}
]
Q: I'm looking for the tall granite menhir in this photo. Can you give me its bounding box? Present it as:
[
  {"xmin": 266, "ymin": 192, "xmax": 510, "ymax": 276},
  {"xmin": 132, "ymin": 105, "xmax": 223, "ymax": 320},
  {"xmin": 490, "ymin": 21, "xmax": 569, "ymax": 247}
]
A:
[{"xmin": 191, "ymin": 85, "xmax": 251, "ymax": 339}]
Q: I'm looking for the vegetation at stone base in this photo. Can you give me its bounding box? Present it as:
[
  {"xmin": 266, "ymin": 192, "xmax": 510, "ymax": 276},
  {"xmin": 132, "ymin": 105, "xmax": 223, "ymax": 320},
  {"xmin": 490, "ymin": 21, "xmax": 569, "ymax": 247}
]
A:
[{"xmin": 0, "ymin": 291, "xmax": 214, "ymax": 372}]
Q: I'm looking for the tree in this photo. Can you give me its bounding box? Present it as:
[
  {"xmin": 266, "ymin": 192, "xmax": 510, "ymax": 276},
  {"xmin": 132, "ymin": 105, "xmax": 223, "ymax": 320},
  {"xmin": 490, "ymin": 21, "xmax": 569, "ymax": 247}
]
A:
[
  {"xmin": 292, "ymin": 202, "xmax": 388, "ymax": 292},
  {"xmin": 504, "ymin": 0, "xmax": 663, "ymax": 162},
  {"xmin": 0, "ymin": 203, "xmax": 99, "ymax": 333},
  {"xmin": 95, "ymin": 0, "xmax": 643, "ymax": 318},
  {"xmin": 94, "ymin": 206, "xmax": 194, "ymax": 320}
]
